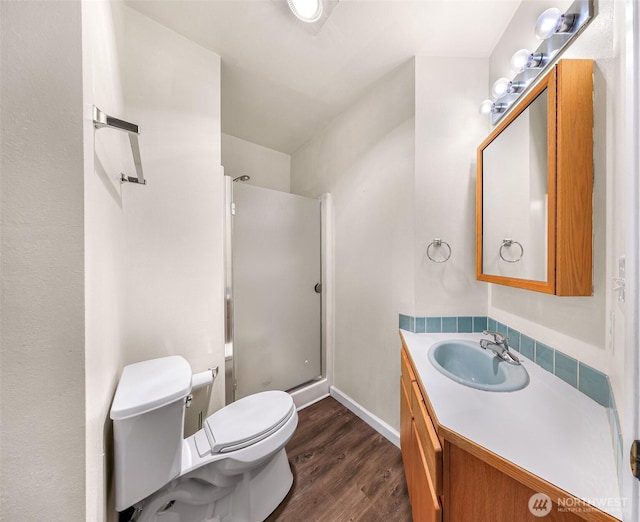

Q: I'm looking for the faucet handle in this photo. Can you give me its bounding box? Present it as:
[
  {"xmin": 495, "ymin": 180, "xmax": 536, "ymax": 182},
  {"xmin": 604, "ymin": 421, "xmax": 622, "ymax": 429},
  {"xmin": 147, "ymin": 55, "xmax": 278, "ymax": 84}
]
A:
[{"xmin": 482, "ymin": 330, "xmax": 506, "ymax": 344}]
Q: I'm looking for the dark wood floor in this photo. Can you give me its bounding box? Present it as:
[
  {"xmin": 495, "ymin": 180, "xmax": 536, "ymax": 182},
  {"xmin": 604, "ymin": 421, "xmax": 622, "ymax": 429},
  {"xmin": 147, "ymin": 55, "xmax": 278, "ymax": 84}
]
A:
[{"xmin": 266, "ymin": 397, "xmax": 412, "ymax": 522}]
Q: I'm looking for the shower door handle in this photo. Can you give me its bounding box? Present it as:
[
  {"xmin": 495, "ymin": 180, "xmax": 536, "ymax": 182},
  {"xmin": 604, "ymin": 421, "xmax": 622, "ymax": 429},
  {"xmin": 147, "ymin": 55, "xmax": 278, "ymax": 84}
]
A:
[{"xmin": 314, "ymin": 283, "xmax": 322, "ymax": 294}]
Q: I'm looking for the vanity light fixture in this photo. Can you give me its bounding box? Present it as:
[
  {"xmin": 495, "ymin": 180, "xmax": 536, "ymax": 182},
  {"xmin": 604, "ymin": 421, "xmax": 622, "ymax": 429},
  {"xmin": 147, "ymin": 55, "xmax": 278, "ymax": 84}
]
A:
[
  {"xmin": 510, "ymin": 49, "xmax": 531, "ymax": 74},
  {"xmin": 491, "ymin": 77, "xmax": 511, "ymax": 99},
  {"xmin": 479, "ymin": 99, "xmax": 494, "ymax": 115},
  {"xmin": 288, "ymin": 0, "xmax": 323, "ymax": 23},
  {"xmin": 479, "ymin": 100, "xmax": 508, "ymax": 115},
  {"xmin": 480, "ymin": 0, "xmax": 594, "ymax": 125},
  {"xmin": 526, "ymin": 52, "xmax": 545, "ymax": 69},
  {"xmin": 535, "ymin": 7, "xmax": 577, "ymax": 40},
  {"xmin": 506, "ymin": 81, "xmax": 527, "ymax": 94}
]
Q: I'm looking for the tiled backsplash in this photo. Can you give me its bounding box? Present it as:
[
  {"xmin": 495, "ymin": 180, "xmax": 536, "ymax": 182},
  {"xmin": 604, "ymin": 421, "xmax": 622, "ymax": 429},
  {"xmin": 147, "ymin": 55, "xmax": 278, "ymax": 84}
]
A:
[
  {"xmin": 399, "ymin": 313, "xmax": 623, "ymax": 491},
  {"xmin": 400, "ymin": 314, "xmax": 488, "ymax": 334}
]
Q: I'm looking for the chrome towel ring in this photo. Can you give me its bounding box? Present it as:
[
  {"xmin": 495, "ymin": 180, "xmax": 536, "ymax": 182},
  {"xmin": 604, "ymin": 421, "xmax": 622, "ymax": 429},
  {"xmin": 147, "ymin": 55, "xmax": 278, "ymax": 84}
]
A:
[
  {"xmin": 499, "ymin": 239, "xmax": 524, "ymax": 263},
  {"xmin": 426, "ymin": 239, "xmax": 451, "ymax": 263}
]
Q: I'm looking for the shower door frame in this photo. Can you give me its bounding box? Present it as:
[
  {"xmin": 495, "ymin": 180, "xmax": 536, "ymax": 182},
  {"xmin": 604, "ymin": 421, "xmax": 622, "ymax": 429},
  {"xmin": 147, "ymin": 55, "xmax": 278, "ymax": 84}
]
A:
[{"xmin": 223, "ymin": 175, "xmax": 235, "ymax": 405}]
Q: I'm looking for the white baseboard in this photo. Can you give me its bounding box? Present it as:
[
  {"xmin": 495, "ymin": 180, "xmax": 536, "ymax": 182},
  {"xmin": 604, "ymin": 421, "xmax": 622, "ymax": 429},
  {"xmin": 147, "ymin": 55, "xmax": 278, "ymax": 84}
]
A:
[
  {"xmin": 329, "ymin": 386, "xmax": 400, "ymax": 448},
  {"xmin": 290, "ymin": 378, "xmax": 330, "ymax": 411}
]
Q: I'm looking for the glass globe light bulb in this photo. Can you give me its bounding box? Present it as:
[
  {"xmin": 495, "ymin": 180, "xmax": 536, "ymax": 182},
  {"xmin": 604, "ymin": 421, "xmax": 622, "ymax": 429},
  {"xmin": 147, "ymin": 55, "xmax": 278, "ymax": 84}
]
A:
[
  {"xmin": 492, "ymin": 77, "xmax": 510, "ymax": 99},
  {"xmin": 479, "ymin": 99, "xmax": 494, "ymax": 115},
  {"xmin": 535, "ymin": 7, "xmax": 562, "ymax": 39},
  {"xmin": 510, "ymin": 49, "xmax": 531, "ymax": 74}
]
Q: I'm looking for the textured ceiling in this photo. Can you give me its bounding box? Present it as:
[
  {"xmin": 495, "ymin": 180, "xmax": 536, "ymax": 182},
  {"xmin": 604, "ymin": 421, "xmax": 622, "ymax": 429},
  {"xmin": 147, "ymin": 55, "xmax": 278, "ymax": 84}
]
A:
[{"xmin": 127, "ymin": 0, "xmax": 522, "ymax": 154}]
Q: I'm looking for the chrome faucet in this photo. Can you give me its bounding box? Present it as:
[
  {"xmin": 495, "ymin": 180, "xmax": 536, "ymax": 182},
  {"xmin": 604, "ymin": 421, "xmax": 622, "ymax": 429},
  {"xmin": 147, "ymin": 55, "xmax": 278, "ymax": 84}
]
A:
[{"xmin": 480, "ymin": 330, "xmax": 521, "ymax": 365}]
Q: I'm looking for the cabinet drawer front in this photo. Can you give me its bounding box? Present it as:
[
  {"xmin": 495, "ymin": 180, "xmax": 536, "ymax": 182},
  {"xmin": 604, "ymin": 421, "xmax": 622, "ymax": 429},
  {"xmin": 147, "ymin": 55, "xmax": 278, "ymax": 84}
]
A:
[
  {"xmin": 401, "ymin": 347, "xmax": 416, "ymax": 398},
  {"xmin": 412, "ymin": 421, "xmax": 442, "ymax": 522},
  {"xmin": 400, "ymin": 377, "xmax": 413, "ymax": 500},
  {"xmin": 411, "ymin": 381, "xmax": 443, "ymax": 496}
]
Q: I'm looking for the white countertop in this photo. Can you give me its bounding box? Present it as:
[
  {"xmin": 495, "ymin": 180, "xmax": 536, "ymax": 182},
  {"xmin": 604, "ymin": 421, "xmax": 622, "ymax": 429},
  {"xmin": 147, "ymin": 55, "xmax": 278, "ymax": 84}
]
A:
[{"xmin": 401, "ymin": 330, "xmax": 621, "ymax": 520}]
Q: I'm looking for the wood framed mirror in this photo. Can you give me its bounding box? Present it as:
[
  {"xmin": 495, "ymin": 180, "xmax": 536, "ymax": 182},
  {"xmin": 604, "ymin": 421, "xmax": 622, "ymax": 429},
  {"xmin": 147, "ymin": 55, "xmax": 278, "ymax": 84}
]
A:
[{"xmin": 476, "ymin": 59, "xmax": 593, "ymax": 296}]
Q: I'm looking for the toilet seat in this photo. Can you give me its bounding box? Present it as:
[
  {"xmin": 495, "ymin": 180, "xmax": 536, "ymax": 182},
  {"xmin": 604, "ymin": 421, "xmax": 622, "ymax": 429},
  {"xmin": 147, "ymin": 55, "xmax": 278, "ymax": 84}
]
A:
[{"xmin": 196, "ymin": 391, "xmax": 295, "ymax": 455}]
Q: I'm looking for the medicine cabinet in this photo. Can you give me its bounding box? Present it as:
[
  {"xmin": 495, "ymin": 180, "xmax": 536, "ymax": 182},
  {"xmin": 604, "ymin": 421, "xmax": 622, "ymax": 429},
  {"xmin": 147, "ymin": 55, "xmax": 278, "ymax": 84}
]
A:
[{"xmin": 476, "ymin": 59, "xmax": 593, "ymax": 296}]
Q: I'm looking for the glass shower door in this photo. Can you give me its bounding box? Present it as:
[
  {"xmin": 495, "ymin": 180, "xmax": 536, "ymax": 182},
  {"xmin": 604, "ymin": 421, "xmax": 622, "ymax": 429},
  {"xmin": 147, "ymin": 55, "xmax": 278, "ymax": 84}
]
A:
[{"xmin": 232, "ymin": 183, "xmax": 321, "ymax": 399}]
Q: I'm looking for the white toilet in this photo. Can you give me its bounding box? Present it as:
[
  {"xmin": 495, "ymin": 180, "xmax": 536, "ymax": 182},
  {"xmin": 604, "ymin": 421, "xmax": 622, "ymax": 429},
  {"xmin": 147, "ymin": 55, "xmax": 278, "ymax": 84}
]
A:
[{"xmin": 110, "ymin": 355, "xmax": 298, "ymax": 522}]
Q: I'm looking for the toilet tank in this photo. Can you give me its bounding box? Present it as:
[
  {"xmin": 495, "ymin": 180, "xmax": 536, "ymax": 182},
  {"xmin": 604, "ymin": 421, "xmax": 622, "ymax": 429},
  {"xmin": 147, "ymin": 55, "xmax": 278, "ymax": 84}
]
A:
[{"xmin": 110, "ymin": 356, "xmax": 193, "ymax": 512}]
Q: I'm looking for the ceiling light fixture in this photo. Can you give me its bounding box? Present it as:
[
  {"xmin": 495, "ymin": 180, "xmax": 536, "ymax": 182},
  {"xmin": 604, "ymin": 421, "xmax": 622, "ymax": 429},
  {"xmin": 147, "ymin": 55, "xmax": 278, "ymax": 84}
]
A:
[{"xmin": 288, "ymin": 0, "xmax": 323, "ymax": 23}]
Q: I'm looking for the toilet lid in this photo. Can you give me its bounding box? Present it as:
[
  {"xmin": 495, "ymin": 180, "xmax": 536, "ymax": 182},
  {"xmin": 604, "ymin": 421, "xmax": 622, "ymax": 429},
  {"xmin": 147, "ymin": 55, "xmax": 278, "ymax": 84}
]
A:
[{"xmin": 203, "ymin": 390, "xmax": 294, "ymax": 453}]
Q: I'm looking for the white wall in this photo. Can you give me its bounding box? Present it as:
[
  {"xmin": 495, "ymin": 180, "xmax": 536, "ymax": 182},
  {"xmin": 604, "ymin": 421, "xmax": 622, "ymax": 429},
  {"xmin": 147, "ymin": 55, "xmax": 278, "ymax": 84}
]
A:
[
  {"xmin": 291, "ymin": 61, "xmax": 415, "ymax": 430},
  {"xmin": 486, "ymin": 0, "xmax": 623, "ymax": 396},
  {"xmin": 222, "ymin": 133, "xmax": 291, "ymax": 192},
  {"xmin": 82, "ymin": 1, "xmax": 128, "ymax": 520},
  {"xmin": 414, "ymin": 57, "xmax": 489, "ymax": 316},
  {"xmin": 604, "ymin": 0, "xmax": 628, "ymax": 430},
  {"xmin": 120, "ymin": 7, "xmax": 224, "ymax": 405},
  {"xmin": 1, "ymin": 1, "xmax": 86, "ymax": 520},
  {"xmin": 83, "ymin": 4, "xmax": 224, "ymax": 521}
]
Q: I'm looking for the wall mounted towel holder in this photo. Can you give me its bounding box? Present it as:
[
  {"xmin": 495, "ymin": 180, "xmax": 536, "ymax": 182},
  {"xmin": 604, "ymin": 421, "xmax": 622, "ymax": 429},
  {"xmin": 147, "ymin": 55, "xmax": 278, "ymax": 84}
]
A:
[
  {"xmin": 92, "ymin": 106, "xmax": 146, "ymax": 185},
  {"xmin": 499, "ymin": 239, "xmax": 524, "ymax": 263},
  {"xmin": 427, "ymin": 239, "xmax": 452, "ymax": 263}
]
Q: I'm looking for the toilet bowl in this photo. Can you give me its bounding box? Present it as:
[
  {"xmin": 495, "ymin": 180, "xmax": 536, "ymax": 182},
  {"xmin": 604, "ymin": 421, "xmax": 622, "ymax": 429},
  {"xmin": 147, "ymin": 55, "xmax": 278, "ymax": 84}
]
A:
[{"xmin": 110, "ymin": 356, "xmax": 298, "ymax": 522}]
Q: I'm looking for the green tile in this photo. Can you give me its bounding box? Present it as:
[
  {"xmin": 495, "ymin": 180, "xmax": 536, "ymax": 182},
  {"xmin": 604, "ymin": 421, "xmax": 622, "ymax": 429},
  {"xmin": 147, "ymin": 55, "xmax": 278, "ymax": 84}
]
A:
[
  {"xmin": 535, "ymin": 342, "xmax": 554, "ymax": 373},
  {"xmin": 415, "ymin": 317, "xmax": 426, "ymax": 333},
  {"xmin": 473, "ymin": 316, "xmax": 488, "ymax": 333},
  {"xmin": 497, "ymin": 322, "xmax": 508, "ymax": 337},
  {"xmin": 520, "ymin": 335, "xmax": 534, "ymax": 360},
  {"xmin": 441, "ymin": 317, "xmax": 457, "ymax": 333},
  {"xmin": 578, "ymin": 363, "xmax": 610, "ymax": 407},
  {"xmin": 507, "ymin": 327, "xmax": 520, "ymax": 352},
  {"xmin": 458, "ymin": 316, "xmax": 472, "ymax": 333},
  {"xmin": 554, "ymin": 351, "xmax": 577, "ymax": 388},
  {"xmin": 399, "ymin": 314, "xmax": 413, "ymax": 331},
  {"xmin": 614, "ymin": 409, "xmax": 621, "ymax": 442},
  {"xmin": 617, "ymin": 433, "xmax": 624, "ymax": 491},
  {"xmin": 488, "ymin": 318, "xmax": 497, "ymax": 331},
  {"xmin": 607, "ymin": 407, "xmax": 616, "ymax": 443},
  {"xmin": 426, "ymin": 317, "xmax": 442, "ymax": 333},
  {"xmin": 579, "ymin": 363, "xmax": 610, "ymax": 406}
]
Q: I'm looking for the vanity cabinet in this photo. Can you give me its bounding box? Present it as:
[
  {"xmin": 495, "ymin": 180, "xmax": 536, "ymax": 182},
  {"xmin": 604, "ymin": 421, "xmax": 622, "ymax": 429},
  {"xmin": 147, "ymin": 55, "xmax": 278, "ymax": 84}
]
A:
[
  {"xmin": 401, "ymin": 349, "xmax": 442, "ymax": 522},
  {"xmin": 400, "ymin": 344, "xmax": 617, "ymax": 522}
]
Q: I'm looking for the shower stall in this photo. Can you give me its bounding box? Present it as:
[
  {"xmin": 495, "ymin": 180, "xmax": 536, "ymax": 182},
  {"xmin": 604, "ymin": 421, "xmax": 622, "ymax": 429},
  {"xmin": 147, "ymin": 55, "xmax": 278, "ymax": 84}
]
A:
[{"xmin": 224, "ymin": 176, "xmax": 325, "ymax": 403}]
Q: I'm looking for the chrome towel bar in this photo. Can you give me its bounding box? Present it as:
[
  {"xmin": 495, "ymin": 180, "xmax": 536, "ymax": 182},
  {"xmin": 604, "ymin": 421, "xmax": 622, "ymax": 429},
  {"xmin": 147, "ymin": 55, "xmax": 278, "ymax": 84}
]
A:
[{"xmin": 92, "ymin": 106, "xmax": 146, "ymax": 185}]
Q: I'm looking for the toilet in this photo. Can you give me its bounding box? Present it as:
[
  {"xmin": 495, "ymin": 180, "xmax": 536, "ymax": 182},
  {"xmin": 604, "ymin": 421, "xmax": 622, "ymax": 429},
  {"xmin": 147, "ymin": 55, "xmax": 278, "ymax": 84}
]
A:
[{"xmin": 110, "ymin": 356, "xmax": 298, "ymax": 522}]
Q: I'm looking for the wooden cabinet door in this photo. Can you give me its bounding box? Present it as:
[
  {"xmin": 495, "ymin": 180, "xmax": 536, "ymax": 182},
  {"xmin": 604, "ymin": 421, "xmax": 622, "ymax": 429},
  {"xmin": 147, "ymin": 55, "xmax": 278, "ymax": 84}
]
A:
[
  {"xmin": 400, "ymin": 377, "xmax": 414, "ymax": 501},
  {"xmin": 411, "ymin": 381, "xmax": 442, "ymax": 496},
  {"xmin": 445, "ymin": 443, "xmax": 584, "ymax": 522},
  {"xmin": 411, "ymin": 420, "xmax": 442, "ymax": 522}
]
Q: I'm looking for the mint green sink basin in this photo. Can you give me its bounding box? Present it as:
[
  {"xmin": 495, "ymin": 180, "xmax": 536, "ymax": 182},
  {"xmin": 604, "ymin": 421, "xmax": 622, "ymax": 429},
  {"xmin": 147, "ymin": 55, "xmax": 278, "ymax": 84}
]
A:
[{"xmin": 428, "ymin": 340, "xmax": 529, "ymax": 392}]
